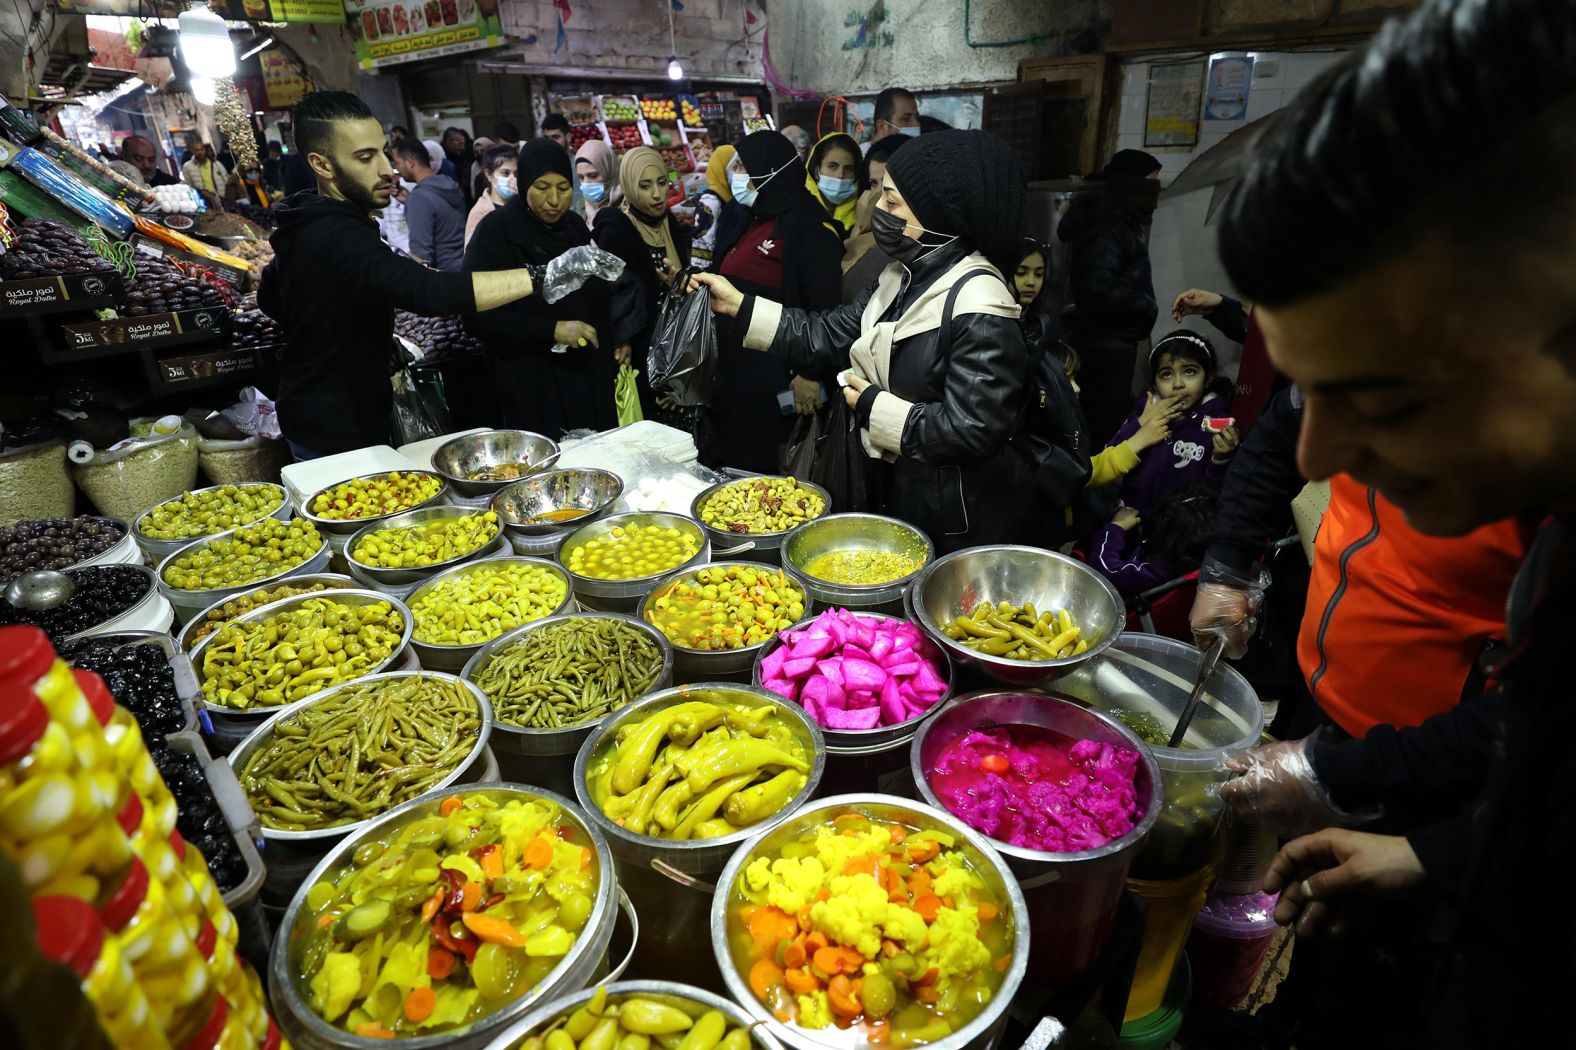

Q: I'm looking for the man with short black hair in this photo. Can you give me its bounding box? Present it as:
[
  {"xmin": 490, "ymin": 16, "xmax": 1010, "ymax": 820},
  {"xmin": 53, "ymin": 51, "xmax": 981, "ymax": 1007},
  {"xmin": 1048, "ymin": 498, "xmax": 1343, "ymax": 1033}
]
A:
[
  {"xmin": 540, "ymin": 113, "xmax": 571, "ymax": 153},
  {"xmin": 122, "ymin": 135, "xmax": 179, "ymax": 186},
  {"xmin": 391, "ymin": 136, "xmax": 466, "ymax": 271},
  {"xmin": 872, "ymin": 87, "xmax": 920, "ymax": 140},
  {"xmin": 258, "ymin": 91, "xmax": 544, "ymax": 458},
  {"xmin": 389, "ymin": 124, "xmax": 409, "ymax": 142},
  {"xmin": 493, "ymin": 120, "xmax": 521, "ymax": 146}
]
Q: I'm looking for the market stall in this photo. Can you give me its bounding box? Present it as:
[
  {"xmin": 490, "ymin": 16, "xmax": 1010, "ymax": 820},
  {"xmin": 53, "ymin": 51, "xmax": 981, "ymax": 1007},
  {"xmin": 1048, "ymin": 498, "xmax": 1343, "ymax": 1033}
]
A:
[{"xmin": 1, "ymin": 415, "xmax": 1272, "ymax": 1050}]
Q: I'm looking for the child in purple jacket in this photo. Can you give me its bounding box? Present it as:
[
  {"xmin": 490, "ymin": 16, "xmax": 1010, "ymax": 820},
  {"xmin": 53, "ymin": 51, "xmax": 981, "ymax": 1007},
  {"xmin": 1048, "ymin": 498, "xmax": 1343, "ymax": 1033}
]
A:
[
  {"xmin": 1102, "ymin": 330, "xmax": 1240, "ymax": 517},
  {"xmin": 1093, "ymin": 483, "xmax": 1219, "ymax": 597}
]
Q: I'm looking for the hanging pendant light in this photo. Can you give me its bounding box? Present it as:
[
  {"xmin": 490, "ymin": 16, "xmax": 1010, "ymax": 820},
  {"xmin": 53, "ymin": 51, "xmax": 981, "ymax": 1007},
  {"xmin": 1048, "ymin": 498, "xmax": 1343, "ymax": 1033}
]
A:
[{"xmin": 178, "ymin": 6, "xmax": 236, "ymax": 79}]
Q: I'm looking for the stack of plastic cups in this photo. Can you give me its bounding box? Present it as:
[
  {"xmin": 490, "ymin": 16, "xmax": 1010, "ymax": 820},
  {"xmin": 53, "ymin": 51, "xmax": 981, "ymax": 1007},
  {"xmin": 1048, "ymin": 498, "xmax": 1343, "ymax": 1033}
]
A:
[{"xmin": 1187, "ymin": 891, "xmax": 1280, "ymax": 1009}]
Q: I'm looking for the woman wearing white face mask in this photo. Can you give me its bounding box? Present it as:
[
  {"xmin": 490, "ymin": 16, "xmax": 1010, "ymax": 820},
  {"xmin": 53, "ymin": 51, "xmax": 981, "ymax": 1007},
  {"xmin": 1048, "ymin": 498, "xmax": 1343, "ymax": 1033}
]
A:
[
  {"xmin": 804, "ymin": 132, "xmax": 862, "ymax": 238},
  {"xmin": 465, "ymin": 144, "xmax": 519, "ymax": 248},
  {"xmin": 704, "ymin": 129, "xmax": 845, "ymax": 473},
  {"xmin": 692, "ymin": 130, "xmax": 1036, "ymax": 552}
]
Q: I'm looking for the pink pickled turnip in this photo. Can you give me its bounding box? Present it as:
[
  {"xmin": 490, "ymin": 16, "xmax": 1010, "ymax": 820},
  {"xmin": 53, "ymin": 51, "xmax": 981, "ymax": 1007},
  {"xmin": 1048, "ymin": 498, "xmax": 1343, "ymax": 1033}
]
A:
[
  {"xmin": 823, "ymin": 706, "xmax": 882, "ymax": 730},
  {"xmin": 817, "ymin": 660, "xmax": 844, "ymax": 688},
  {"xmin": 789, "ymin": 633, "xmax": 835, "ymax": 660},
  {"xmin": 801, "ymin": 676, "xmax": 846, "ymax": 713},
  {"xmin": 868, "ymin": 632, "xmax": 894, "ymax": 662},
  {"xmin": 764, "ymin": 677, "xmax": 799, "ymax": 701},
  {"xmin": 842, "ymin": 658, "xmax": 887, "ymax": 692},
  {"xmin": 883, "ymin": 659, "xmax": 921, "ymax": 678},
  {"xmin": 782, "ymin": 656, "xmax": 817, "ymax": 679},
  {"xmin": 880, "ymin": 678, "xmax": 907, "ymax": 724},
  {"xmin": 912, "ymin": 662, "xmax": 948, "ymax": 697},
  {"xmin": 760, "ymin": 647, "xmax": 788, "ymax": 680}
]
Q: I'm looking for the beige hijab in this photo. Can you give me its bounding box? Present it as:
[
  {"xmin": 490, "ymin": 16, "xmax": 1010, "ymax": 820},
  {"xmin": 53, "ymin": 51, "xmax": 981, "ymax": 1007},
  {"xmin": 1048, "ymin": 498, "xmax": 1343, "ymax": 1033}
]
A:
[{"xmin": 617, "ymin": 146, "xmax": 680, "ymax": 274}]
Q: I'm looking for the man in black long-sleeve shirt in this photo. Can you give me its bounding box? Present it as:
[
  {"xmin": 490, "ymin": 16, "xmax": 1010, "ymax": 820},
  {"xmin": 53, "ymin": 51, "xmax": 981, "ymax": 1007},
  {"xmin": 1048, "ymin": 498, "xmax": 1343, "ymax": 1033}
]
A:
[
  {"xmin": 258, "ymin": 92, "xmax": 541, "ymax": 457},
  {"xmin": 1198, "ymin": 2, "xmax": 1576, "ymax": 1044}
]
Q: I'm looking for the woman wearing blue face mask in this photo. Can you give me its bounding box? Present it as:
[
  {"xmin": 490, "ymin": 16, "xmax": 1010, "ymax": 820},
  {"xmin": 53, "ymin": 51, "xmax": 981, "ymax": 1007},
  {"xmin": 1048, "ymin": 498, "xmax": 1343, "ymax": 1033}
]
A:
[
  {"xmin": 464, "ymin": 144, "xmax": 518, "ymax": 248},
  {"xmin": 692, "ymin": 130, "xmax": 1036, "ymax": 552},
  {"xmin": 705, "ymin": 129, "xmax": 845, "ymax": 473},
  {"xmin": 572, "ymin": 139, "xmax": 617, "ymax": 228},
  {"xmin": 804, "ymin": 132, "xmax": 861, "ymax": 238}
]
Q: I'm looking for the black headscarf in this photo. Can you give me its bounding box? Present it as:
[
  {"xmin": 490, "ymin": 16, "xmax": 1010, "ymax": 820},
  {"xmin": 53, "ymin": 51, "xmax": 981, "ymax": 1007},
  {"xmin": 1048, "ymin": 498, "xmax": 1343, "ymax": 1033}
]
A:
[
  {"xmin": 884, "ymin": 129, "xmax": 1024, "ymax": 274},
  {"xmin": 506, "ymin": 137, "xmax": 587, "ymax": 261},
  {"xmin": 734, "ymin": 129, "xmax": 815, "ymax": 219},
  {"xmin": 1090, "ymin": 148, "xmax": 1162, "ymax": 221}
]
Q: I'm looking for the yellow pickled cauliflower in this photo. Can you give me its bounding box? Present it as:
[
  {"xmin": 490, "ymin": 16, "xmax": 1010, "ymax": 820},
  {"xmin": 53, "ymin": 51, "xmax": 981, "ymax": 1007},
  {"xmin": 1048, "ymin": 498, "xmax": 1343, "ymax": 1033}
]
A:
[
  {"xmin": 797, "ymin": 989, "xmax": 833, "ymax": 1029},
  {"xmin": 809, "ymin": 874, "xmax": 930, "ymax": 958},
  {"xmin": 932, "ymin": 856, "xmax": 982, "ymax": 903},
  {"xmin": 810, "ymin": 824, "xmax": 891, "ymax": 873},
  {"xmin": 923, "ymin": 906, "xmax": 990, "ymax": 985},
  {"xmin": 745, "ymin": 855, "xmax": 826, "ymax": 914},
  {"xmin": 310, "ymin": 951, "xmax": 362, "ymax": 1021}
]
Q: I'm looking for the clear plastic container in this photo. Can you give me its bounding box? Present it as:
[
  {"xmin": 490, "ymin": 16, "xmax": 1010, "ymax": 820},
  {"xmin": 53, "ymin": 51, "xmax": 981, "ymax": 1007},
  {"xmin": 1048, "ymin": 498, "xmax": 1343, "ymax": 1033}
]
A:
[
  {"xmin": 1125, "ymin": 853, "xmax": 1220, "ymax": 1021},
  {"xmin": 170, "ymin": 829, "xmax": 238, "ymax": 950},
  {"xmin": 32, "ymin": 894, "xmax": 172, "ymax": 1050},
  {"xmin": 116, "ymin": 790, "xmax": 204, "ymax": 941},
  {"xmin": 97, "ymin": 855, "xmax": 213, "ymax": 1045},
  {"xmin": 195, "ymin": 919, "xmax": 272, "ymax": 1043},
  {"xmin": 1187, "ymin": 890, "xmax": 1280, "ymax": 1008},
  {"xmin": 0, "ymin": 628, "xmax": 130, "ymax": 898}
]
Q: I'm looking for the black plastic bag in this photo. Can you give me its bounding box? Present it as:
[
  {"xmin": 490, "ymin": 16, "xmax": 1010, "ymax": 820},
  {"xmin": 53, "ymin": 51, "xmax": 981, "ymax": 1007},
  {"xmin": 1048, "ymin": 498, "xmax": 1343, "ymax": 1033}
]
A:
[
  {"xmin": 808, "ymin": 398, "xmax": 870, "ymax": 512},
  {"xmin": 780, "ymin": 410, "xmax": 822, "ymax": 477},
  {"xmin": 389, "ymin": 367, "xmax": 451, "ymax": 444},
  {"xmin": 647, "ymin": 268, "xmax": 718, "ymax": 407}
]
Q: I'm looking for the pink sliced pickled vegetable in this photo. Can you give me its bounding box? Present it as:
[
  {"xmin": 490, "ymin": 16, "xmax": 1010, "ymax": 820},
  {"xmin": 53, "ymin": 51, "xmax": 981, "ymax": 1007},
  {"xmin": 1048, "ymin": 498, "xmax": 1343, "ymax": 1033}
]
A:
[
  {"xmin": 782, "ymin": 656, "xmax": 818, "ymax": 679},
  {"xmin": 790, "ymin": 633, "xmax": 835, "ymax": 660},
  {"xmin": 817, "ymin": 660, "xmax": 844, "ymax": 687},
  {"xmin": 842, "ymin": 659, "xmax": 886, "ymax": 692},
  {"xmin": 801, "ymin": 676, "xmax": 846, "ymax": 714},
  {"xmin": 823, "ymin": 705, "xmax": 882, "ymax": 730},
  {"xmin": 912, "ymin": 662, "xmax": 948, "ymax": 697},
  {"xmin": 760, "ymin": 647, "xmax": 788, "ymax": 680},
  {"xmin": 880, "ymin": 678, "xmax": 907, "ymax": 724}
]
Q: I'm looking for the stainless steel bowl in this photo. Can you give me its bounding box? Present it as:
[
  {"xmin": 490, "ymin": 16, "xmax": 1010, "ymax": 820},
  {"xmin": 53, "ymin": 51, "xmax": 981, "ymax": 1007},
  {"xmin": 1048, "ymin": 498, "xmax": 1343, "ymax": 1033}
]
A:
[
  {"xmin": 557, "ymin": 512, "xmax": 710, "ymax": 613},
  {"xmin": 781, "ymin": 513, "xmax": 933, "ymax": 614},
  {"xmin": 908, "ymin": 545, "xmax": 1124, "ymax": 686},
  {"xmin": 750, "ymin": 610, "xmax": 954, "ymax": 753},
  {"xmin": 132, "ymin": 482, "xmax": 291, "ymax": 563},
  {"xmin": 228, "ymin": 670, "xmax": 493, "ymax": 844},
  {"xmin": 405, "ymin": 555, "xmax": 574, "ymax": 671},
  {"xmin": 710, "ymin": 794, "xmax": 1029, "ymax": 1050},
  {"xmin": 482, "ymin": 981, "xmax": 787, "ymax": 1050},
  {"xmin": 156, "ymin": 520, "xmax": 331, "ymax": 623},
  {"xmin": 190, "ymin": 587, "xmax": 414, "ymax": 718},
  {"xmin": 53, "ymin": 563, "xmax": 160, "ymax": 642},
  {"xmin": 298, "ymin": 468, "xmax": 451, "ymax": 537},
  {"xmin": 463, "ymin": 611, "xmax": 674, "ymax": 766},
  {"xmin": 344, "ymin": 505, "xmax": 509, "ymax": 587},
  {"xmin": 491, "ymin": 467, "xmax": 624, "ymax": 539},
  {"xmin": 690, "ymin": 476, "xmax": 831, "ymax": 561},
  {"xmin": 175, "ymin": 572, "xmax": 361, "ymax": 652},
  {"xmin": 636, "ymin": 561, "xmax": 813, "ymax": 683},
  {"xmin": 432, "ymin": 429, "xmax": 560, "ymax": 498},
  {"xmin": 573, "ymin": 683, "xmax": 826, "ymax": 875},
  {"xmin": 269, "ymin": 783, "xmax": 615, "ymax": 1050}
]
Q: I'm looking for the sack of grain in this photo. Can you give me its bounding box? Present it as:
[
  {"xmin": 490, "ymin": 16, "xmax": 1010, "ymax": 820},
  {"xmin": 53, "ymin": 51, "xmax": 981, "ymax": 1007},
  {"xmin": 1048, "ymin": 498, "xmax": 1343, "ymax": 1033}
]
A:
[
  {"xmin": 0, "ymin": 441, "xmax": 74, "ymax": 526},
  {"xmin": 198, "ymin": 434, "xmax": 289, "ymax": 485},
  {"xmin": 71, "ymin": 418, "xmax": 199, "ymax": 521}
]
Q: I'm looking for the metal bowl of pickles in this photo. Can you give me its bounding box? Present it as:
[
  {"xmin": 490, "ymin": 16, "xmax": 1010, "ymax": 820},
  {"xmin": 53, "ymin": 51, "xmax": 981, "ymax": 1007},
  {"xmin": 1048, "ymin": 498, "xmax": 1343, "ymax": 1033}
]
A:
[
  {"xmin": 299, "ymin": 469, "xmax": 451, "ymax": 538},
  {"xmin": 132, "ymin": 482, "xmax": 292, "ymax": 563},
  {"xmin": 405, "ymin": 556, "xmax": 575, "ymax": 672},
  {"xmin": 690, "ymin": 475, "xmax": 831, "ymax": 562},
  {"xmin": 432, "ymin": 429, "xmax": 561, "ymax": 498},
  {"xmin": 556, "ymin": 512, "xmax": 710, "ymax": 613},
  {"xmin": 345, "ymin": 506, "xmax": 510, "ymax": 588},
  {"xmin": 176, "ymin": 572, "xmax": 362, "ymax": 652},
  {"xmin": 491, "ymin": 468, "xmax": 625, "ymax": 540},
  {"xmin": 781, "ymin": 513, "xmax": 934, "ymax": 615}
]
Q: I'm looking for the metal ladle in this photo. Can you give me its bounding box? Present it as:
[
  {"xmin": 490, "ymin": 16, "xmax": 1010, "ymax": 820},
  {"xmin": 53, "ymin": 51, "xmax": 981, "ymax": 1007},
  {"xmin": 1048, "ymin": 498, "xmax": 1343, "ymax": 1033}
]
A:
[
  {"xmin": 4, "ymin": 570, "xmax": 76, "ymax": 611},
  {"xmin": 1167, "ymin": 634, "xmax": 1227, "ymax": 748}
]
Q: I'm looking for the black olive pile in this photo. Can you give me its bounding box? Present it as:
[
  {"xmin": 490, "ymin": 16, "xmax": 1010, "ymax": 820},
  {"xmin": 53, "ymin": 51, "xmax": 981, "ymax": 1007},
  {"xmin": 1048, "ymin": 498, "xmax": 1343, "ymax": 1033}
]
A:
[
  {"xmin": 0, "ymin": 565, "xmax": 148, "ymax": 641},
  {"xmin": 0, "ymin": 516, "xmax": 125, "ymax": 580},
  {"xmin": 60, "ymin": 637, "xmax": 188, "ymax": 738},
  {"xmin": 230, "ymin": 297, "xmax": 281, "ymax": 349},
  {"xmin": 150, "ymin": 746, "xmax": 249, "ymax": 893},
  {"xmin": 0, "ymin": 218, "xmax": 115, "ymax": 280},
  {"xmin": 395, "ymin": 311, "xmax": 483, "ymax": 358},
  {"xmin": 120, "ymin": 255, "xmax": 228, "ymax": 318}
]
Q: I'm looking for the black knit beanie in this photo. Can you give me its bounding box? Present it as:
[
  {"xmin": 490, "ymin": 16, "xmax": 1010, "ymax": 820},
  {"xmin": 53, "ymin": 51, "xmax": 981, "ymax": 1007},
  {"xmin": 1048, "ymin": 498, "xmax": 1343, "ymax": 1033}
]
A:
[{"xmin": 884, "ymin": 129, "xmax": 1025, "ymax": 274}]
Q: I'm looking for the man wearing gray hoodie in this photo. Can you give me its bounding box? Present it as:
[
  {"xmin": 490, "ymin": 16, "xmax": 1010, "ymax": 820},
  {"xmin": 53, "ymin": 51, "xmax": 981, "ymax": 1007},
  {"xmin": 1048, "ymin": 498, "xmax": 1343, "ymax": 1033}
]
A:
[{"xmin": 391, "ymin": 137, "xmax": 466, "ymax": 271}]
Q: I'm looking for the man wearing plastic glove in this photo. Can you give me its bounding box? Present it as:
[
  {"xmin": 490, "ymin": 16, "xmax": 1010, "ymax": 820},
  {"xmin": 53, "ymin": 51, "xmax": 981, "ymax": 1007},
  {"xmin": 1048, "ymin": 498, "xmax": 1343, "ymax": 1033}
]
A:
[
  {"xmin": 1199, "ymin": 1, "xmax": 1576, "ymax": 1043},
  {"xmin": 260, "ymin": 92, "xmax": 621, "ymax": 458}
]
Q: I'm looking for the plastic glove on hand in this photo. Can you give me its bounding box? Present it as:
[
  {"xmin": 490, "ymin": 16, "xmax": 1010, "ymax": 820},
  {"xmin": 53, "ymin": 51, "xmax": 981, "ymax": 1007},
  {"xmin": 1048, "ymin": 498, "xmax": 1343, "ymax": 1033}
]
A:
[
  {"xmin": 1189, "ymin": 565, "xmax": 1271, "ymax": 659},
  {"xmin": 542, "ymin": 245, "xmax": 627, "ymax": 303},
  {"xmin": 1219, "ymin": 731, "xmax": 1380, "ymax": 838}
]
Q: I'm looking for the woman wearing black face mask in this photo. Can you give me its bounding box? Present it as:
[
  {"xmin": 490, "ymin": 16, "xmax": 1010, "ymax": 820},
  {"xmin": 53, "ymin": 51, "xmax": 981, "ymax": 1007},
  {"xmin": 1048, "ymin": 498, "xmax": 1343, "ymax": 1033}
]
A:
[
  {"xmin": 691, "ymin": 130, "xmax": 1036, "ymax": 552},
  {"xmin": 705, "ymin": 130, "xmax": 844, "ymax": 473}
]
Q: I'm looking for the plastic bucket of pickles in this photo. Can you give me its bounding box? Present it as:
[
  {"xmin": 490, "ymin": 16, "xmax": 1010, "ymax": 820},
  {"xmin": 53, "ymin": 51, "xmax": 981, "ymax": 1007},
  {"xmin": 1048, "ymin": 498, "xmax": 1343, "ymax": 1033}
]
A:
[
  {"xmin": 481, "ymin": 980, "xmax": 788, "ymax": 1050},
  {"xmin": 709, "ymin": 795, "xmax": 1028, "ymax": 1050},
  {"xmin": 189, "ymin": 587, "xmax": 415, "ymax": 753},
  {"xmin": 557, "ymin": 513, "xmax": 711, "ymax": 614},
  {"xmin": 156, "ymin": 514, "xmax": 332, "ymax": 624},
  {"xmin": 574, "ymin": 685, "xmax": 825, "ymax": 989},
  {"xmin": 269, "ymin": 784, "xmax": 620, "ymax": 1049}
]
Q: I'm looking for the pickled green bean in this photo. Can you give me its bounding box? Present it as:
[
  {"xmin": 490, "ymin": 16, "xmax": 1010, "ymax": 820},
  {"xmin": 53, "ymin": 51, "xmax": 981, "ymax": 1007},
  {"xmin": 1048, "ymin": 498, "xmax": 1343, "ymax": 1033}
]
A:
[{"xmin": 476, "ymin": 618, "xmax": 664, "ymax": 730}]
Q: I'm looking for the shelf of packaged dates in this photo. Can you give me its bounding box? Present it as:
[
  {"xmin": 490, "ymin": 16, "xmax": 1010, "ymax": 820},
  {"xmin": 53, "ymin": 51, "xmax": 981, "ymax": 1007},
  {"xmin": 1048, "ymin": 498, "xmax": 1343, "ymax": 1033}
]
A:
[
  {"xmin": 0, "ymin": 216, "xmax": 126, "ymax": 316},
  {"xmin": 138, "ymin": 293, "xmax": 281, "ymax": 393}
]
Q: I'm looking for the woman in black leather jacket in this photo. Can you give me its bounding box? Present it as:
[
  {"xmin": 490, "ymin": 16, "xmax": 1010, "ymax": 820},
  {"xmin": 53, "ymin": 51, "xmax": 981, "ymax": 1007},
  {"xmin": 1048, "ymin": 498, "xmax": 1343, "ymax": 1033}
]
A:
[{"xmin": 693, "ymin": 130, "xmax": 1034, "ymax": 551}]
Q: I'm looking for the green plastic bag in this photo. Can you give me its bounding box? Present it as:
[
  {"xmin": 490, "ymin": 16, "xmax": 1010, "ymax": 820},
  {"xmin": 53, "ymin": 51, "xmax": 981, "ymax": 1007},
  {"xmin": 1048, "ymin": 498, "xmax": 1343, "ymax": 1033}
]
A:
[{"xmin": 616, "ymin": 364, "xmax": 644, "ymax": 426}]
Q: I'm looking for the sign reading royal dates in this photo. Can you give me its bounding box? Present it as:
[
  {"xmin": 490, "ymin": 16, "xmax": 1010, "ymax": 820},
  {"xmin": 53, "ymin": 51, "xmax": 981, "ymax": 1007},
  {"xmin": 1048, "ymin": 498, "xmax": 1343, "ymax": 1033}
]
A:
[
  {"xmin": 61, "ymin": 305, "xmax": 229, "ymax": 350},
  {"xmin": 153, "ymin": 346, "xmax": 268, "ymax": 387},
  {"xmin": 0, "ymin": 271, "xmax": 123, "ymax": 315},
  {"xmin": 344, "ymin": 0, "xmax": 502, "ymax": 69}
]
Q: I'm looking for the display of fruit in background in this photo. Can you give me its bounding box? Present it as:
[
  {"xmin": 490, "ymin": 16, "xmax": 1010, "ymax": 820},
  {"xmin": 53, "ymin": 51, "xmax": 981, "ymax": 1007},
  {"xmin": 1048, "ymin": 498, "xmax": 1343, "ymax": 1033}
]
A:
[
  {"xmin": 0, "ymin": 218, "xmax": 114, "ymax": 280},
  {"xmin": 607, "ymin": 123, "xmax": 644, "ymax": 150},
  {"xmin": 659, "ymin": 147, "xmax": 691, "ymax": 174},
  {"xmin": 649, "ymin": 126, "xmax": 676, "ymax": 147},
  {"xmin": 569, "ymin": 123, "xmax": 600, "ymax": 150},
  {"xmin": 680, "ymin": 97, "xmax": 703, "ymax": 126},
  {"xmin": 689, "ymin": 138, "xmax": 714, "ymax": 166},
  {"xmin": 601, "ymin": 97, "xmax": 640, "ymax": 121},
  {"xmin": 120, "ymin": 256, "xmax": 227, "ymax": 317},
  {"xmin": 640, "ymin": 97, "xmax": 676, "ymax": 121}
]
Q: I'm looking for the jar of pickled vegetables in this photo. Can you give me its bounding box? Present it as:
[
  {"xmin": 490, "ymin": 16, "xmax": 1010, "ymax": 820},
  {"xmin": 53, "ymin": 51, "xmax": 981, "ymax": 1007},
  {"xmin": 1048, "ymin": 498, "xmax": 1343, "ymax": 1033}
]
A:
[
  {"xmin": 0, "ymin": 627, "xmax": 121, "ymax": 789},
  {"xmin": 0, "ymin": 677, "xmax": 131, "ymax": 899},
  {"xmin": 32, "ymin": 895, "xmax": 172, "ymax": 1050},
  {"xmin": 116, "ymin": 790, "xmax": 204, "ymax": 940},
  {"xmin": 180, "ymin": 995, "xmax": 257, "ymax": 1050},
  {"xmin": 77, "ymin": 668, "xmax": 179, "ymax": 839},
  {"xmin": 97, "ymin": 855, "xmax": 213, "ymax": 1045},
  {"xmin": 195, "ymin": 920, "xmax": 271, "ymax": 1043},
  {"xmin": 170, "ymin": 830, "xmax": 238, "ymax": 950}
]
